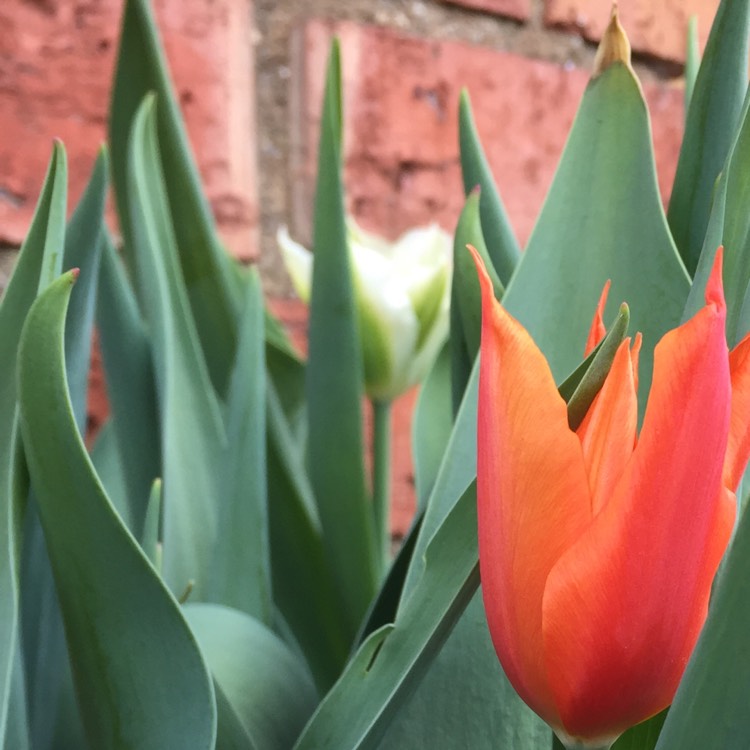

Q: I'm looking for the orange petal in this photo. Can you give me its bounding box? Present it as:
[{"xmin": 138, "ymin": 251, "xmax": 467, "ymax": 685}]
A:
[
  {"xmin": 575, "ymin": 337, "xmax": 638, "ymax": 516},
  {"xmin": 725, "ymin": 331, "xmax": 750, "ymax": 490},
  {"xmin": 584, "ymin": 280, "xmax": 611, "ymax": 356},
  {"xmin": 542, "ymin": 269, "xmax": 733, "ymax": 742},
  {"xmin": 471, "ymin": 247, "xmax": 592, "ymax": 728}
]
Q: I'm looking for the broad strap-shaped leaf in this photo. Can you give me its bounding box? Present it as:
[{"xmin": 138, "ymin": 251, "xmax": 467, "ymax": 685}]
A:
[
  {"xmin": 503, "ymin": 63, "xmax": 689, "ymax": 408},
  {"xmin": 266, "ymin": 380, "xmax": 349, "ymax": 691},
  {"xmin": 412, "ymin": 345, "xmax": 452, "ymax": 510},
  {"xmin": 96, "ymin": 232, "xmax": 160, "ymax": 536},
  {"xmin": 0, "ymin": 142, "xmax": 66, "ymax": 747},
  {"xmin": 210, "ymin": 269, "xmax": 271, "ymax": 623},
  {"xmin": 305, "ymin": 39, "xmax": 377, "ymax": 637},
  {"xmin": 667, "ymin": 0, "xmax": 750, "ymax": 275},
  {"xmin": 127, "ymin": 95, "xmax": 227, "ymax": 599},
  {"xmin": 654, "ymin": 499, "xmax": 750, "ymax": 749},
  {"xmin": 682, "ymin": 88, "xmax": 750, "ymax": 347},
  {"xmin": 684, "ymin": 17, "xmax": 700, "ymax": 118},
  {"xmin": 450, "ymin": 190, "xmax": 503, "ymax": 413},
  {"xmin": 110, "ymin": 0, "xmax": 242, "ymax": 397},
  {"xmin": 63, "ymin": 147, "xmax": 108, "ymax": 434},
  {"xmin": 458, "ymin": 89, "xmax": 520, "ymax": 286},
  {"xmin": 185, "ymin": 604, "xmax": 318, "ymax": 750},
  {"xmin": 611, "ymin": 710, "xmax": 667, "ymax": 750},
  {"xmin": 293, "ymin": 485, "xmax": 480, "ymax": 750},
  {"xmin": 18, "ymin": 272, "xmax": 216, "ymax": 750}
]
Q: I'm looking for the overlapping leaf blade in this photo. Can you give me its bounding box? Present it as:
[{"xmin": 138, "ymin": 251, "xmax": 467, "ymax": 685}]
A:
[
  {"xmin": 504, "ymin": 63, "xmax": 689, "ymax": 406},
  {"xmin": 126, "ymin": 94, "xmax": 226, "ymax": 600},
  {"xmin": 304, "ymin": 40, "xmax": 377, "ymax": 638},
  {"xmin": 458, "ymin": 89, "xmax": 520, "ymax": 286},
  {"xmin": 110, "ymin": 0, "xmax": 242, "ymax": 397},
  {"xmin": 185, "ymin": 604, "xmax": 318, "ymax": 750},
  {"xmin": 668, "ymin": 0, "xmax": 750, "ymax": 275},
  {"xmin": 18, "ymin": 272, "xmax": 216, "ymax": 750},
  {"xmin": 0, "ymin": 142, "xmax": 66, "ymax": 748}
]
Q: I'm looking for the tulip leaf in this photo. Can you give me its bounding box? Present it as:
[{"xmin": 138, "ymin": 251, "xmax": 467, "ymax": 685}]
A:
[
  {"xmin": 305, "ymin": 39, "xmax": 378, "ymax": 638},
  {"xmin": 127, "ymin": 95, "xmax": 227, "ymax": 600},
  {"xmin": 667, "ymin": 0, "xmax": 750, "ymax": 275},
  {"xmin": 612, "ymin": 710, "xmax": 667, "ymax": 750},
  {"xmin": 63, "ymin": 147, "xmax": 107, "ymax": 434},
  {"xmin": 653, "ymin": 497, "xmax": 750, "ymax": 749},
  {"xmin": 0, "ymin": 142, "xmax": 66, "ymax": 748},
  {"xmin": 96, "ymin": 232, "xmax": 160, "ymax": 536},
  {"xmin": 450, "ymin": 189, "xmax": 503, "ymax": 414},
  {"xmin": 412, "ymin": 344, "xmax": 453, "ymax": 510},
  {"xmin": 185, "ymin": 604, "xmax": 318, "ymax": 750},
  {"xmin": 459, "ymin": 89, "xmax": 520, "ymax": 286},
  {"xmin": 18, "ymin": 271, "xmax": 216, "ymax": 750},
  {"xmin": 266, "ymin": 381, "xmax": 350, "ymax": 692},
  {"xmin": 561, "ymin": 303, "xmax": 630, "ymax": 431},
  {"xmin": 111, "ymin": 0, "xmax": 242, "ymax": 398},
  {"xmin": 683, "ymin": 89, "xmax": 750, "ymax": 346},
  {"xmin": 210, "ymin": 268, "xmax": 271, "ymax": 624},
  {"xmin": 503, "ymin": 63, "xmax": 689, "ymax": 411},
  {"xmin": 21, "ymin": 150, "xmax": 108, "ymax": 749},
  {"xmin": 292, "ymin": 483, "xmax": 481, "ymax": 750},
  {"xmin": 684, "ymin": 16, "xmax": 700, "ymax": 117}
]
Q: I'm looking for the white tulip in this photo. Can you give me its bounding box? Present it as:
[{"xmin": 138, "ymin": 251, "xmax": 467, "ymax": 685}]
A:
[{"xmin": 277, "ymin": 218, "xmax": 452, "ymax": 402}]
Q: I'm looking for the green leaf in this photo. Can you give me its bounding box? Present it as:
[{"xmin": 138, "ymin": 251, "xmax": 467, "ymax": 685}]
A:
[
  {"xmin": 141, "ymin": 478, "xmax": 162, "ymax": 571},
  {"xmin": 305, "ymin": 39, "xmax": 377, "ymax": 637},
  {"xmin": 292, "ymin": 484, "xmax": 481, "ymax": 750},
  {"xmin": 18, "ymin": 271, "xmax": 216, "ymax": 750},
  {"xmin": 667, "ymin": 0, "xmax": 750, "ymax": 275},
  {"xmin": 96, "ymin": 232, "xmax": 160, "ymax": 536},
  {"xmin": 63, "ymin": 147, "xmax": 108, "ymax": 434},
  {"xmin": 185, "ymin": 604, "xmax": 318, "ymax": 750},
  {"xmin": 560, "ymin": 303, "xmax": 630, "ymax": 431},
  {"xmin": 683, "ymin": 90, "xmax": 750, "ymax": 346},
  {"xmin": 211, "ymin": 269, "xmax": 271, "ymax": 624},
  {"xmin": 684, "ymin": 16, "xmax": 700, "ymax": 117},
  {"xmin": 0, "ymin": 142, "xmax": 66, "ymax": 747},
  {"xmin": 450, "ymin": 189, "xmax": 503, "ymax": 413},
  {"xmin": 90, "ymin": 421, "xmax": 131, "ymax": 532},
  {"xmin": 266, "ymin": 381, "xmax": 349, "ymax": 692},
  {"xmin": 612, "ymin": 710, "xmax": 666, "ymax": 750},
  {"xmin": 110, "ymin": 0, "xmax": 242, "ymax": 397},
  {"xmin": 412, "ymin": 344, "xmax": 452, "ymax": 510},
  {"xmin": 127, "ymin": 95, "xmax": 227, "ymax": 600},
  {"xmin": 503, "ymin": 63, "xmax": 689, "ymax": 411},
  {"xmin": 458, "ymin": 89, "xmax": 520, "ymax": 286},
  {"xmin": 653, "ymin": 497, "xmax": 750, "ymax": 748}
]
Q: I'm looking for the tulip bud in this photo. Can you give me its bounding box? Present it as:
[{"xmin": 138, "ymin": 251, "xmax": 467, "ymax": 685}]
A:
[{"xmin": 278, "ymin": 218, "xmax": 452, "ymax": 401}]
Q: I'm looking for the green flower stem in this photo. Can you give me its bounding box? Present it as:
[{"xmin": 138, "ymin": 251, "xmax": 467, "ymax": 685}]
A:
[{"xmin": 372, "ymin": 398, "xmax": 393, "ymax": 572}]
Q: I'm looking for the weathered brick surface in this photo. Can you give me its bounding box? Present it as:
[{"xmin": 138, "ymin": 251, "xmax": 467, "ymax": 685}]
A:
[
  {"xmin": 439, "ymin": 0, "xmax": 530, "ymax": 21},
  {"xmin": 0, "ymin": 0, "xmax": 257, "ymax": 258},
  {"xmin": 293, "ymin": 19, "xmax": 683, "ymax": 249},
  {"xmin": 545, "ymin": 0, "xmax": 720, "ymax": 64}
]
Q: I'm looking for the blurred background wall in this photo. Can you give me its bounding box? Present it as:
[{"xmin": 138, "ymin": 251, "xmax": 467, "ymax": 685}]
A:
[{"xmin": 0, "ymin": 0, "xmax": 719, "ymax": 532}]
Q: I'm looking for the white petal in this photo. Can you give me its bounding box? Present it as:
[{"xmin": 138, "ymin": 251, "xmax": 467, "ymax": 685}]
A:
[{"xmin": 276, "ymin": 226, "xmax": 313, "ymax": 304}]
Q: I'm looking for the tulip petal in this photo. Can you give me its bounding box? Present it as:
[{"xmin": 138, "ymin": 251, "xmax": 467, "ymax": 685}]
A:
[
  {"xmin": 277, "ymin": 226, "xmax": 313, "ymax": 304},
  {"xmin": 472, "ymin": 248, "xmax": 592, "ymax": 728},
  {"xmin": 584, "ymin": 280, "xmax": 611, "ymax": 357},
  {"xmin": 575, "ymin": 337, "xmax": 638, "ymax": 516},
  {"xmin": 725, "ymin": 331, "xmax": 750, "ymax": 490},
  {"xmin": 542, "ymin": 283, "xmax": 733, "ymax": 742}
]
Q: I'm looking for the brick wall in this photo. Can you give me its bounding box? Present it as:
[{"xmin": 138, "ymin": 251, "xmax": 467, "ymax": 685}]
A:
[{"xmin": 1, "ymin": 0, "xmax": 721, "ymax": 535}]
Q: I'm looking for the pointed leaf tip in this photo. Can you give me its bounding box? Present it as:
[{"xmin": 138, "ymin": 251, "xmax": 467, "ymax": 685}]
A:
[{"xmin": 593, "ymin": 3, "xmax": 632, "ymax": 77}]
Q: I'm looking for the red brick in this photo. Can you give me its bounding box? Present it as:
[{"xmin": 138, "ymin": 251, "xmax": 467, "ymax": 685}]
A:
[
  {"xmin": 440, "ymin": 0, "xmax": 530, "ymax": 21},
  {"xmin": 0, "ymin": 0, "xmax": 257, "ymax": 259},
  {"xmin": 545, "ymin": 0, "xmax": 720, "ymax": 64},
  {"xmin": 292, "ymin": 19, "xmax": 683, "ymax": 249}
]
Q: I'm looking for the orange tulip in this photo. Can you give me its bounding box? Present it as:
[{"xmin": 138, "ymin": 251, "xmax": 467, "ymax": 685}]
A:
[{"xmin": 472, "ymin": 246, "xmax": 750, "ymax": 748}]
